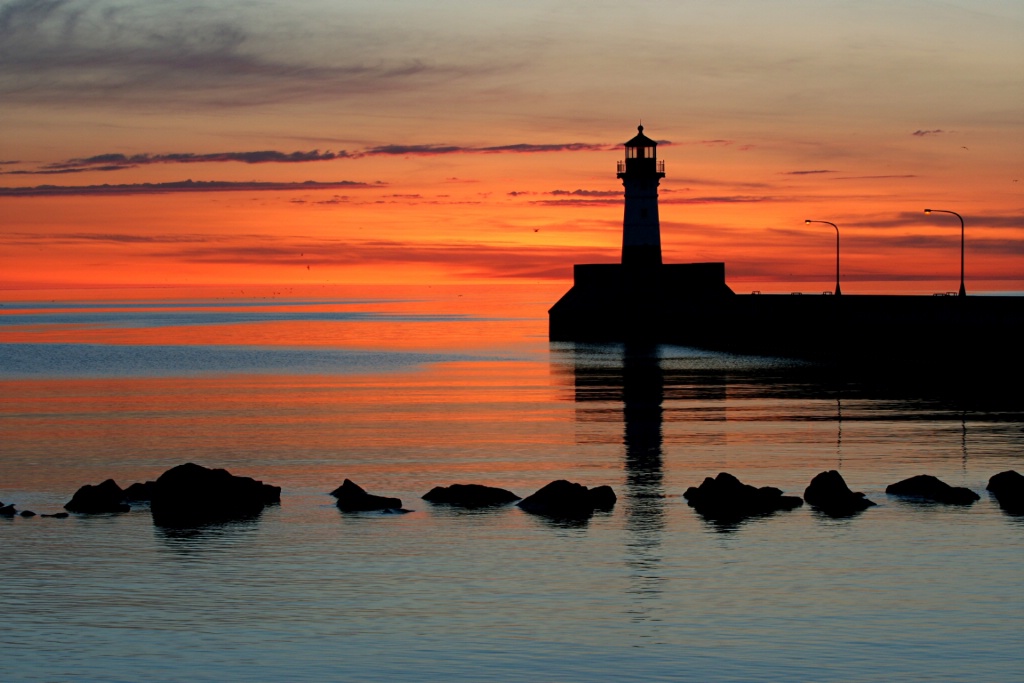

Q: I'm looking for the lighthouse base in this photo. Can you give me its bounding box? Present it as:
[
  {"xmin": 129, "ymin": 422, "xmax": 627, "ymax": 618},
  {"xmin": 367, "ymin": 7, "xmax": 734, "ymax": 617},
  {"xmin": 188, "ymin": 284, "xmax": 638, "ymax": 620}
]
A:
[{"xmin": 548, "ymin": 262, "xmax": 735, "ymax": 343}]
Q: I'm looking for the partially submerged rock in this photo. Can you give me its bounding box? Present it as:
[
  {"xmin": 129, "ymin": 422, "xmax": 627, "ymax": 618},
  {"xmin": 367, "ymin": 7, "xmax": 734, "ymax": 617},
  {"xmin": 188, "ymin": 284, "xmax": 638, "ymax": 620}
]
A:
[
  {"xmin": 886, "ymin": 474, "xmax": 979, "ymax": 505},
  {"xmin": 150, "ymin": 463, "xmax": 280, "ymax": 527},
  {"xmin": 332, "ymin": 479, "xmax": 403, "ymax": 512},
  {"xmin": 987, "ymin": 470, "xmax": 1024, "ymax": 514},
  {"xmin": 64, "ymin": 479, "xmax": 130, "ymax": 514},
  {"xmin": 422, "ymin": 483, "xmax": 520, "ymax": 508},
  {"xmin": 517, "ymin": 480, "xmax": 616, "ymax": 519},
  {"xmin": 124, "ymin": 481, "xmax": 156, "ymax": 503},
  {"xmin": 684, "ymin": 472, "xmax": 802, "ymax": 523},
  {"xmin": 0, "ymin": 504, "xmax": 16, "ymax": 517},
  {"xmin": 804, "ymin": 470, "xmax": 875, "ymax": 517}
]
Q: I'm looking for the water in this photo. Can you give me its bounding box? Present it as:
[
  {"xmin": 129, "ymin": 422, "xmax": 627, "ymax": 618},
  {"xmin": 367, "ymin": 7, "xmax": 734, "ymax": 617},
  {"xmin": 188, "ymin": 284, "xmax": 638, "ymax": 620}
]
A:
[{"xmin": 2, "ymin": 286, "xmax": 1023, "ymax": 682}]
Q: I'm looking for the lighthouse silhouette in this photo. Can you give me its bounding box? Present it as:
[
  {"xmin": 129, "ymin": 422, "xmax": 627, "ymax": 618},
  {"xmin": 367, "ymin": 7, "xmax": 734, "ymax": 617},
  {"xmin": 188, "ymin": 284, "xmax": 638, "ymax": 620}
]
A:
[
  {"xmin": 618, "ymin": 124, "xmax": 665, "ymax": 267},
  {"xmin": 549, "ymin": 123, "xmax": 734, "ymax": 342}
]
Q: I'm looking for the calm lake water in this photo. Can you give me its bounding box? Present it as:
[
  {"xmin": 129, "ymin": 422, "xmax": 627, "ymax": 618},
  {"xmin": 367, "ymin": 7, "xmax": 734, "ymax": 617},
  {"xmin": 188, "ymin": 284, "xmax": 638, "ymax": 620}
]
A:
[{"xmin": 2, "ymin": 285, "xmax": 1023, "ymax": 682}]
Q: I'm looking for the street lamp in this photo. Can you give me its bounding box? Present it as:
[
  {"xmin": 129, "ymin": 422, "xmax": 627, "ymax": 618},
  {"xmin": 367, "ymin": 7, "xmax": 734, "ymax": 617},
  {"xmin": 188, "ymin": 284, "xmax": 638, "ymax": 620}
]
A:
[
  {"xmin": 924, "ymin": 209, "xmax": 966, "ymax": 296},
  {"xmin": 805, "ymin": 219, "xmax": 841, "ymax": 296}
]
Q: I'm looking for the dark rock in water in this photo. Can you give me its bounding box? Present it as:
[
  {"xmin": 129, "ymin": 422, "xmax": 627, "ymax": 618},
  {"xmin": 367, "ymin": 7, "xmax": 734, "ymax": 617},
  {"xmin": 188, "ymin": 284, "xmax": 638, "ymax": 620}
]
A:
[
  {"xmin": 422, "ymin": 483, "xmax": 520, "ymax": 508},
  {"xmin": 150, "ymin": 463, "xmax": 281, "ymax": 527},
  {"xmin": 804, "ymin": 470, "xmax": 875, "ymax": 517},
  {"xmin": 589, "ymin": 485, "xmax": 617, "ymax": 510},
  {"xmin": 517, "ymin": 480, "xmax": 617, "ymax": 518},
  {"xmin": 20, "ymin": 510, "xmax": 36, "ymax": 518},
  {"xmin": 0, "ymin": 504, "xmax": 16, "ymax": 517},
  {"xmin": 124, "ymin": 481, "xmax": 156, "ymax": 503},
  {"xmin": 332, "ymin": 479, "xmax": 403, "ymax": 512},
  {"xmin": 886, "ymin": 474, "xmax": 979, "ymax": 505},
  {"xmin": 987, "ymin": 470, "xmax": 1024, "ymax": 514},
  {"xmin": 41, "ymin": 512, "xmax": 69, "ymax": 519},
  {"xmin": 684, "ymin": 472, "xmax": 802, "ymax": 523},
  {"xmin": 64, "ymin": 479, "xmax": 130, "ymax": 514}
]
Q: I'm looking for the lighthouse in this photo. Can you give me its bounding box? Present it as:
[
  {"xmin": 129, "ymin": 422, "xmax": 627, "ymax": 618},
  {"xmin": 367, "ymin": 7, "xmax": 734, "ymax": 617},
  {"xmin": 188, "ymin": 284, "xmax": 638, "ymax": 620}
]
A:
[
  {"xmin": 549, "ymin": 122, "xmax": 733, "ymax": 343},
  {"xmin": 617, "ymin": 124, "xmax": 665, "ymax": 267}
]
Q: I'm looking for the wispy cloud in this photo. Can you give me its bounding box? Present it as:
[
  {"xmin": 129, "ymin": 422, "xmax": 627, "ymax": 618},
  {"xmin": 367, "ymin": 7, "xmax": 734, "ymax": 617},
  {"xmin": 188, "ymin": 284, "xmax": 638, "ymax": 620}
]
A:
[
  {"xmin": 508, "ymin": 189, "xmax": 619, "ymax": 198},
  {"xmin": 529, "ymin": 194, "xmax": 776, "ymax": 207},
  {"xmin": 549, "ymin": 189, "xmax": 620, "ymax": 197},
  {"xmin": 0, "ymin": 180, "xmax": 377, "ymax": 197},
  {"xmin": 847, "ymin": 212, "xmax": 1024, "ymax": 230},
  {"xmin": 2, "ymin": 230, "xmax": 602, "ymax": 279},
  {"xmin": 357, "ymin": 143, "xmax": 609, "ymax": 157},
  {"xmin": 4, "ymin": 142, "xmax": 610, "ymax": 175},
  {"xmin": 784, "ymin": 169, "xmax": 836, "ymax": 175},
  {"xmin": 832, "ymin": 175, "xmax": 917, "ymax": 181},
  {"xmin": 22, "ymin": 150, "xmax": 349, "ymax": 174},
  {"xmin": 0, "ymin": 0, "xmax": 497, "ymax": 108},
  {"xmin": 911, "ymin": 129, "xmax": 944, "ymax": 137}
]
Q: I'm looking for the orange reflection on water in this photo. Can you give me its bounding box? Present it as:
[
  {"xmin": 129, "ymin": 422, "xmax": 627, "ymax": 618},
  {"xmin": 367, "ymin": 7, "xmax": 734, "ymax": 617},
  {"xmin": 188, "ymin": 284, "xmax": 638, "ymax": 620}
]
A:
[{"xmin": 0, "ymin": 357, "xmax": 578, "ymax": 501}]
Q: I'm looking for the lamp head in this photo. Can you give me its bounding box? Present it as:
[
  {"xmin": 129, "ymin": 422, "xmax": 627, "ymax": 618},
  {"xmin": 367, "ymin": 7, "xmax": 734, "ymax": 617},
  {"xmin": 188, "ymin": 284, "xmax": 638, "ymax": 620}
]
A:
[
  {"xmin": 924, "ymin": 209, "xmax": 932, "ymax": 214},
  {"xmin": 804, "ymin": 219, "xmax": 812, "ymax": 224}
]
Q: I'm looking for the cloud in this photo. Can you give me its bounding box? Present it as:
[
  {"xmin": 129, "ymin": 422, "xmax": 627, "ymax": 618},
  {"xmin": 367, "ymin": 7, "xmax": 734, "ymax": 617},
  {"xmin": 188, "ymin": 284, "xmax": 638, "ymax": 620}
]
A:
[
  {"xmin": 549, "ymin": 189, "xmax": 620, "ymax": 197},
  {"xmin": 0, "ymin": 0, "xmax": 496, "ymax": 108},
  {"xmin": 48, "ymin": 150, "xmax": 345, "ymax": 172},
  {"xmin": 832, "ymin": 175, "xmax": 917, "ymax": 180},
  {"xmin": 784, "ymin": 170, "xmax": 836, "ymax": 175},
  {"xmin": 3, "ymin": 150, "xmax": 347, "ymax": 175},
  {"xmin": 912, "ymin": 129, "xmax": 944, "ymax": 136},
  {"xmin": 44, "ymin": 232, "xmax": 607, "ymax": 279},
  {"xmin": 3, "ymin": 231, "xmax": 232, "ymax": 246},
  {"xmin": 357, "ymin": 142, "xmax": 608, "ymax": 157},
  {"xmin": 527, "ymin": 194, "xmax": 776, "ymax": 207},
  {"xmin": 846, "ymin": 212, "xmax": 1023, "ymax": 230},
  {"xmin": 0, "ymin": 179, "xmax": 376, "ymax": 196},
  {"xmin": 5, "ymin": 142, "xmax": 610, "ymax": 175}
]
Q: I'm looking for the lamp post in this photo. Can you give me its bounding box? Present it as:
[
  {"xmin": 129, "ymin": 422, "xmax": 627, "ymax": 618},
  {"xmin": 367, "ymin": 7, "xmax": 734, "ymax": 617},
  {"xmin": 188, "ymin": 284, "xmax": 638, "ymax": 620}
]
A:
[
  {"xmin": 805, "ymin": 220, "xmax": 841, "ymax": 296},
  {"xmin": 924, "ymin": 209, "xmax": 965, "ymax": 296}
]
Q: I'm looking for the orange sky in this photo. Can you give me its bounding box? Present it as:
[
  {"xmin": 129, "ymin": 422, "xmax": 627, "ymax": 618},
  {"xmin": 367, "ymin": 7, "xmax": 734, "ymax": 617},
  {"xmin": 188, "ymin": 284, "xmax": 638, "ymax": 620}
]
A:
[{"xmin": 1, "ymin": 1, "xmax": 1021, "ymax": 294}]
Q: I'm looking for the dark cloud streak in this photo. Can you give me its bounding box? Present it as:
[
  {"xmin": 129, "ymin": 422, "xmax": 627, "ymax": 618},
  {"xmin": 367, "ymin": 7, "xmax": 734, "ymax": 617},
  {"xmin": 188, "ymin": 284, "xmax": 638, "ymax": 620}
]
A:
[
  {"xmin": 358, "ymin": 142, "xmax": 608, "ymax": 157},
  {"xmin": 0, "ymin": 179, "xmax": 376, "ymax": 197}
]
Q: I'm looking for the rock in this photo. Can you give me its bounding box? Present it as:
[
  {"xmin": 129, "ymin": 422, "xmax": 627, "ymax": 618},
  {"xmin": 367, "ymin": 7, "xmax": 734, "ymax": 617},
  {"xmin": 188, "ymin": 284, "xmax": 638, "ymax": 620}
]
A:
[
  {"xmin": 422, "ymin": 483, "xmax": 520, "ymax": 508},
  {"xmin": 20, "ymin": 510, "xmax": 36, "ymax": 518},
  {"xmin": 150, "ymin": 463, "xmax": 281, "ymax": 527},
  {"xmin": 124, "ymin": 481, "xmax": 156, "ymax": 503},
  {"xmin": 987, "ymin": 470, "xmax": 1024, "ymax": 514},
  {"xmin": 332, "ymin": 479, "xmax": 403, "ymax": 512},
  {"xmin": 804, "ymin": 470, "xmax": 875, "ymax": 516},
  {"xmin": 64, "ymin": 479, "xmax": 130, "ymax": 514},
  {"xmin": 684, "ymin": 472, "xmax": 802, "ymax": 523},
  {"xmin": 517, "ymin": 480, "xmax": 617, "ymax": 518},
  {"xmin": 0, "ymin": 504, "xmax": 16, "ymax": 517},
  {"xmin": 41, "ymin": 512, "xmax": 69, "ymax": 519},
  {"xmin": 886, "ymin": 474, "xmax": 979, "ymax": 505}
]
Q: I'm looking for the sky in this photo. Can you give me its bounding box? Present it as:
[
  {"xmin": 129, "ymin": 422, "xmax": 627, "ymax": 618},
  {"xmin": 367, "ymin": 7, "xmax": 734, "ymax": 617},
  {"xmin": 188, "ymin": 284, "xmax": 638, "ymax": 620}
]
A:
[{"xmin": 1, "ymin": 0, "xmax": 1022, "ymax": 293}]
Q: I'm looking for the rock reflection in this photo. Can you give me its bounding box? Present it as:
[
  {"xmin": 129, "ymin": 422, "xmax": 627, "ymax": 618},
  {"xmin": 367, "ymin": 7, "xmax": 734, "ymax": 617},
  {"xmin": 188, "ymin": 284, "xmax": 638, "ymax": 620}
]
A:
[{"xmin": 154, "ymin": 516, "xmax": 263, "ymax": 553}]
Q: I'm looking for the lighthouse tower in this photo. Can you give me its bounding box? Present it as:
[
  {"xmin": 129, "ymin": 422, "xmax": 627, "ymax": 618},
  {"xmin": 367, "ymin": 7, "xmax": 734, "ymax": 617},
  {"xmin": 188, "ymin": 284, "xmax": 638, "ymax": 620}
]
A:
[{"xmin": 617, "ymin": 125, "xmax": 665, "ymax": 267}]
